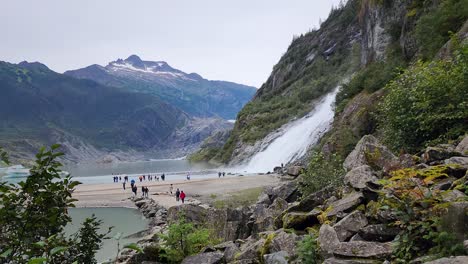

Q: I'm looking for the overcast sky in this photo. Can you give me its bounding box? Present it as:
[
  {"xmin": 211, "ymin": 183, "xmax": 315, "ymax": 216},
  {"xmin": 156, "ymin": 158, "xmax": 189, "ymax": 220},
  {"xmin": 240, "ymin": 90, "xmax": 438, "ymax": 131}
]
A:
[{"xmin": 1, "ymin": 0, "xmax": 342, "ymax": 87}]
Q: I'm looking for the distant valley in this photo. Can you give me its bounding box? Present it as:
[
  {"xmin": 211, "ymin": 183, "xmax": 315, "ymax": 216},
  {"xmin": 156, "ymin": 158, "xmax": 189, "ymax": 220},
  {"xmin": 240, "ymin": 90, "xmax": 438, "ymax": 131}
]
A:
[{"xmin": 0, "ymin": 57, "xmax": 256, "ymax": 165}]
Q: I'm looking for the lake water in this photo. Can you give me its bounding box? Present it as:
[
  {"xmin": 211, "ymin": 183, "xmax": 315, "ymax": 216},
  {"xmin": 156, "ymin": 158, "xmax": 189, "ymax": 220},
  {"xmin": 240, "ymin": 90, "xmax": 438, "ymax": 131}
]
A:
[
  {"xmin": 0, "ymin": 159, "xmax": 225, "ymax": 184},
  {"xmin": 66, "ymin": 207, "xmax": 149, "ymax": 263}
]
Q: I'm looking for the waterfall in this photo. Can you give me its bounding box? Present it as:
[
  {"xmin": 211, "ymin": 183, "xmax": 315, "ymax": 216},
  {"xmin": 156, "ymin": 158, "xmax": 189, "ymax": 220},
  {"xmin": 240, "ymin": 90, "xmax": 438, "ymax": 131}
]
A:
[{"xmin": 243, "ymin": 88, "xmax": 338, "ymax": 173}]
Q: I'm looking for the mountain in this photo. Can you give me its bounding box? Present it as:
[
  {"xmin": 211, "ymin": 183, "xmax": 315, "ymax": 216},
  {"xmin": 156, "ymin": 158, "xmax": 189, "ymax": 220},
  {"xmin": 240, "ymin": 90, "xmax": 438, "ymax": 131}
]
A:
[
  {"xmin": 193, "ymin": 0, "xmax": 468, "ymax": 165},
  {"xmin": 65, "ymin": 55, "xmax": 257, "ymax": 119},
  {"xmin": 0, "ymin": 61, "xmax": 232, "ymax": 164}
]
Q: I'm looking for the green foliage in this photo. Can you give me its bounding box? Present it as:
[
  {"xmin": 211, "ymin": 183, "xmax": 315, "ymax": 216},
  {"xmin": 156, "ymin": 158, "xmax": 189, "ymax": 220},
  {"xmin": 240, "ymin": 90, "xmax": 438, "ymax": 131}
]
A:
[
  {"xmin": 212, "ymin": 187, "xmax": 264, "ymax": 209},
  {"xmin": 380, "ymin": 42, "xmax": 468, "ymax": 152},
  {"xmin": 0, "ymin": 146, "xmax": 8, "ymax": 165},
  {"xmin": 71, "ymin": 215, "xmax": 112, "ymax": 264},
  {"xmin": 159, "ymin": 218, "xmax": 220, "ymax": 263},
  {"xmin": 415, "ymin": 0, "xmax": 468, "ymax": 60},
  {"xmin": 374, "ymin": 167, "xmax": 466, "ymax": 262},
  {"xmin": 0, "ymin": 145, "xmax": 108, "ymax": 263},
  {"xmin": 299, "ymin": 151, "xmax": 345, "ymax": 197},
  {"xmin": 297, "ymin": 233, "xmax": 320, "ymax": 264}
]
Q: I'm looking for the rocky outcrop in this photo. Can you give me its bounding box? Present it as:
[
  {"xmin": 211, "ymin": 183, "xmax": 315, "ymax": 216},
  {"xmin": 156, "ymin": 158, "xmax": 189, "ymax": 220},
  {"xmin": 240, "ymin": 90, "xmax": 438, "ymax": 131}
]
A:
[
  {"xmin": 333, "ymin": 211, "xmax": 368, "ymax": 241},
  {"xmin": 344, "ymin": 165, "xmax": 379, "ymax": 190},
  {"xmin": 455, "ymin": 135, "xmax": 468, "ymax": 155},
  {"xmin": 424, "ymin": 256, "xmax": 468, "ymax": 264},
  {"xmin": 343, "ymin": 135, "xmax": 399, "ymax": 172}
]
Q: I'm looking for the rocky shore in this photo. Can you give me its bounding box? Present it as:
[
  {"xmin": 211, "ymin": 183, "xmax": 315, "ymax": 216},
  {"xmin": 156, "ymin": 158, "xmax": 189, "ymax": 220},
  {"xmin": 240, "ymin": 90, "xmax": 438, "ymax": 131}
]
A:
[{"xmin": 116, "ymin": 134, "xmax": 468, "ymax": 264}]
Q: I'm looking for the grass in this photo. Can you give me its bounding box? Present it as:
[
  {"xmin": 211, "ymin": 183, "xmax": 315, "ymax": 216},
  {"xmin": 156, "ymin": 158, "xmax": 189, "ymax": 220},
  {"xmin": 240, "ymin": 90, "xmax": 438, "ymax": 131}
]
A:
[{"xmin": 211, "ymin": 187, "xmax": 264, "ymax": 209}]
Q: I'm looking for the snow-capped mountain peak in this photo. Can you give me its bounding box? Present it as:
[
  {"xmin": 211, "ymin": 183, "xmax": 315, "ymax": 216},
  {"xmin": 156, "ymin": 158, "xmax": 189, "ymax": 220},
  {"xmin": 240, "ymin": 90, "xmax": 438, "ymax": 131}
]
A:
[{"xmin": 106, "ymin": 55, "xmax": 187, "ymax": 78}]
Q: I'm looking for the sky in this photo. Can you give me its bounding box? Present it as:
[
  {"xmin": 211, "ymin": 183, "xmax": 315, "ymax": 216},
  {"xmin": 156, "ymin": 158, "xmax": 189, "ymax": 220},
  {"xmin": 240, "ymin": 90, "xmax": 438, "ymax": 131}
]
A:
[{"xmin": 1, "ymin": 0, "xmax": 342, "ymax": 87}]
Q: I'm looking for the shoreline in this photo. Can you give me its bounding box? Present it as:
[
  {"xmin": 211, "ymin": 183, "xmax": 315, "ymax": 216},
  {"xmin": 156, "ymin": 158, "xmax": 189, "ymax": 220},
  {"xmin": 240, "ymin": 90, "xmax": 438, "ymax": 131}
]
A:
[{"xmin": 73, "ymin": 174, "xmax": 282, "ymax": 209}]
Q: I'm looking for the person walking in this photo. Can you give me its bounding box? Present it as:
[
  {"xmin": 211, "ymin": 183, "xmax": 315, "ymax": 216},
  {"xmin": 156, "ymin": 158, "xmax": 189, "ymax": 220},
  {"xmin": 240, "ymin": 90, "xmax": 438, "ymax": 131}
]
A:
[
  {"xmin": 175, "ymin": 188, "xmax": 180, "ymax": 202},
  {"xmin": 123, "ymin": 181, "xmax": 126, "ymax": 190},
  {"xmin": 141, "ymin": 186, "xmax": 145, "ymax": 197},
  {"xmin": 223, "ymin": 172, "xmax": 225, "ymax": 177},
  {"xmin": 161, "ymin": 174, "xmax": 165, "ymax": 181},
  {"xmin": 130, "ymin": 179, "xmax": 135, "ymax": 189},
  {"xmin": 169, "ymin": 184, "xmax": 173, "ymax": 194},
  {"xmin": 145, "ymin": 186, "xmax": 149, "ymax": 197},
  {"xmin": 139, "ymin": 175, "xmax": 143, "ymax": 182},
  {"xmin": 218, "ymin": 172, "xmax": 221, "ymax": 178},
  {"xmin": 132, "ymin": 185, "xmax": 137, "ymax": 196},
  {"xmin": 179, "ymin": 190, "xmax": 186, "ymax": 204}
]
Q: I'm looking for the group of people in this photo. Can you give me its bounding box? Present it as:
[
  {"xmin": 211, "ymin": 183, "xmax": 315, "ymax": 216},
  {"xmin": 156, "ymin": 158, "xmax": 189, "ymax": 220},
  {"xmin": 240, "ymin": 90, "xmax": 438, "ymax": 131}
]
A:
[
  {"xmin": 218, "ymin": 172, "xmax": 226, "ymax": 178},
  {"xmin": 169, "ymin": 184, "xmax": 186, "ymax": 203},
  {"xmin": 112, "ymin": 174, "xmax": 130, "ymax": 183},
  {"xmin": 138, "ymin": 173, "xmax": 166, "ymax": 182}
]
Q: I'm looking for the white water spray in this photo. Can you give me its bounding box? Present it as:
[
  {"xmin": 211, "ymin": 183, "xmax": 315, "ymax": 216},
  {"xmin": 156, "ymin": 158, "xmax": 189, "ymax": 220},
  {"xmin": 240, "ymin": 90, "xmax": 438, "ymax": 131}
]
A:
[{"xmin": 243, "ymin": 88, "xmax": 338, "ymax": 173}]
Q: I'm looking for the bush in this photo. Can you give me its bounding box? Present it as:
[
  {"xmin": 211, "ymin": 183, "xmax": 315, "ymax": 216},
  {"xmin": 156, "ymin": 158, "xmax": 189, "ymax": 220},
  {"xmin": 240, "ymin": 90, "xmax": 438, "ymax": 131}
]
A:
[
  {"xmin": 159, "ymin": 218, "xmax": 220, "ymax": 263},
  {"xmin": 299, "ymin": 151, "xmax": 345, "ymax": 197},
  {"xmin": 297, "ymin": 233, "xmax": 321, "ymax": 264},
  {"xmin": 380, "ymin": 42, "xmax": 468, "ymax": 152},
  {"xmin": 415, "ymin": 0, "xmax": 468, "ymax": 60}
]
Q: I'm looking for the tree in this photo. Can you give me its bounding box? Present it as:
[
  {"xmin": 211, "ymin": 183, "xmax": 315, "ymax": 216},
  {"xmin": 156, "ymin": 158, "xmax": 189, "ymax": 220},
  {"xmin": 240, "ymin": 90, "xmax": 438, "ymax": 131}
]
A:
[{"xmin": 0, "ymin": 145, "xmax": 109, "ymax": 263}]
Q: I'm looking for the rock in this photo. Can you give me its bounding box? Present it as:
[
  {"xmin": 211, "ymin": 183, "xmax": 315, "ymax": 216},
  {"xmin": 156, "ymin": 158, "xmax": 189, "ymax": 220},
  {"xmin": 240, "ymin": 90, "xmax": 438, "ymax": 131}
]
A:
[
  {"xmin": 333, "ymin": 211, "xmax": 368, "ymax": 241},
  {"xmin": 318, "ymin": 224, "xmax": 341, "ymax": 256},
  {"xmin": 399, "ymin": 154, "xmax": 417, "ymax": 168},
  {"xmin": 422, "ymin": 146, "xmax": 460, "ymax": 164},
  {"xmin": 327, "ymin": 192, "xmax": 364, "ymax": 218},
  {"xmin": 344, "ymin": 165, "xmax": 379, "ymax": 190},
  {"xmin": 270, "ymin": 230, "xmax": 299, "ymax": 256},
  {"xmin": 213, "ymin": 241, "xmax": 239, "ymax": 263},
  {"xmin": 433, "ymin": 177, "xmax": 457, "ymax": 191},
  {"xmin": 358, "ymin": 224, "xmax": 399, "ymax": 242},
  {"xmin": 334, "ymin": 241, "xmax": 393, "ymax": 259},
  {"xmin": 263, "ymin": 251, "xmax": 288, "ymax": 264},
  {"xmin": 235, "ymin": 238, "xmax": 265, "ymax": 261},
  {"xmin": 323, "ymin": 258, "xmax": 380, "ymax": 264},
  {"xmin": 319, "ymin": 225, "xmax": 392, "ymax": 259},
  {"xmin": 441, "ymin": 190, "xmax": 466, "ymax": 202},
  {"xmin": 181, "ymin": 252, "xmax": 224, "ymax": 264},
  {"xmin": 445, "ymin": 156, "xmax": 468, "ymax": 168},
  {"xmin": 286, "ymin": 187, "xmax": 337, "ymax": 212},
  {"xmin": 343, "ymin": 135, "xmax": 399, "ymax": 172},
  {"xmin": 349, "ymin": 233, "xmax": 365, "ymax": 242},
  {"xmin": 424, "ymin": 256, "xmax": 468, "ymax": 264},
  {"xmin": 267, "ymin": 181, "xmax": 299, "ymax": 203},
  {"xmin": 464, "ymin": 240, "xmax": 468, "ymax": 251},
  {"xmin": 287, "ymin": 166, "xmax": 303, "ymax": 177},
  {"xmin": 257, "ymin": 193, "xmax": 272, "ymax": 205},
  {"xmin": 455, "ymin": 135, "xmax": 468, "ymax": 155},
  {"xmin": 282, "ymin": 210, "xmax": 320, "ymax": 230},
  {"xmin": 273, "ymin": 166, "xmax": 283, "ymax": 174},
  {"xmin": 135, "ymin": 200, "xmax": 147, "ymax": 208},
  {"xmin": 441, "ymin": 202, "xmax": 468, "ymax": 242}
]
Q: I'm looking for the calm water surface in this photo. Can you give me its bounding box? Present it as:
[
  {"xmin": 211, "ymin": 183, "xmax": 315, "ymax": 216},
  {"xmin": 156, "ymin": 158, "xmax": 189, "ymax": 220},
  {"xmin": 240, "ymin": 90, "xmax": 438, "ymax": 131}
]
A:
[{"xmin": 66, "ymin": 207, "xmax": 148, "ymax": 263}]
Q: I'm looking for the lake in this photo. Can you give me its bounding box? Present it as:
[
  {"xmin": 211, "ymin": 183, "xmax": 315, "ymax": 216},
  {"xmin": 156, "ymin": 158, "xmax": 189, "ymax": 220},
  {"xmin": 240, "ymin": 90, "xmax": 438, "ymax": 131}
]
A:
[
  {"xmin": 1, "ymin": 159, "xmax": 224, "ymax": 184},
  {"xmin": 66, "ymin": 207, "xmax": 149, "ymax": 263}
]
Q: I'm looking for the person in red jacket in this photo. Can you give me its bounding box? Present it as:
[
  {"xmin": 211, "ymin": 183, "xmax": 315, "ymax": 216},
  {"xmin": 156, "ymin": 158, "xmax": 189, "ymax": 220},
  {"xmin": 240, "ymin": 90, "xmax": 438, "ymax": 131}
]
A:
[{"xmin": 179, "ymin": 190, "xmax": 186, "ymax": 203}]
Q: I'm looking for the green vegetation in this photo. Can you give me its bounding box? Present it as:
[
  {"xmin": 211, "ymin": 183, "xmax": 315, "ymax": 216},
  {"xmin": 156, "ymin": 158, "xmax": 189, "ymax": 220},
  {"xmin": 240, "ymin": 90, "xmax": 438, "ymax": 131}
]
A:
[
  {"xmin": 0, "ymin": 145, "xmax": 111, "ymax": 263},
  {"xmin": 415, "ymin": 0, "xmax": 468, "ymax": 60},
  {"xmin": 380, "ymin": 42, "xmax": 468, "ymax": 152},
  {"xmin": 297, "ymin": 233, "xmax": 321, "ymax": 264},
  {"xmin": 373, "ymin": 167, "xmax": 467, "ymax": 262},
  {"xmin": 212, "ymin": 187, "xmax": 264, "ymax": 209},
  {"xmin": 299, "ymin": 151, "xmax": 345, "ymax": 197},
  {"xmin": 159, "ymin": 218, "xmax": 220, "ymax": 263}
]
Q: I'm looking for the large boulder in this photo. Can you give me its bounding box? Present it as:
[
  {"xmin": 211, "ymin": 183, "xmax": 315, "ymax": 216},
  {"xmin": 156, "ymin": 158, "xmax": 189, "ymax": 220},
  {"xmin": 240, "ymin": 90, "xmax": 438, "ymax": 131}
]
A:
[
  {"xmin": 263, "ymin": 251, "xmax": 289, "ymax": 264},
  {"xmin": 344, "ymin": 135, "xmax": 399, "ymax": 172},
  {"xmin": 441, "ymin": 202, "xmax": 468, "ymax": 242},
  {"xmin": 235, "ymin": 238, "xmax": 265, "ymax": 262},
  {"xmin": 286, "ymin": 187, "xmax": 337, "ymax": 213},
  {"xmin": 181, "ymin": 252, "xmax": 224, "ymax": 264},
  {"xmin": 455, "ymin": 135, "xmax": 468, "ymax": 155},
  {"xmin": 327, "ymin": 192, "xmax": 364, "ymax": 218},
  {"xmin": 344, "ymin": 165, "xmax": 379, "ymax": 190},
  {"xmin": 269, "ymin": 230, "xmax": 300, "ymax": 257},
  {"xmin": 251, "ymin": 198, "xmax": 288, "ymax": 234},
  {"xmin": 424, "ymin": 256, "xmax": 468, "ymax": 264},
  {"xmin": 422, "ymin": 145, "xmax": 460, "ymax": 164},
  {"xmin": 358, "ymin": 224, "xmax": 400, "ymax": 242},
  {"xmin": 333, "ymin": 211, "xmax": 368, "ymax": 241},
  {"xmin": 444, "ymin": 156, "xmax": 468, "ymax": 168},
  {"xmin": 266, "ymin": 181, "xmax": 299, "ymax": 203},
  {"xmin": 212, "ymin": 241, "xmax": 239, "ymax": 263},
  {"xmin": 287, "ymin": 166, "xmax": 304, "ymax": 177},
  {"xmin": 319, "ymin": 224, "xmax": 392, "ymax": 259},
  {"xmin": 282, "ymin": 210, "xmax": 320, "ymax": 230}
]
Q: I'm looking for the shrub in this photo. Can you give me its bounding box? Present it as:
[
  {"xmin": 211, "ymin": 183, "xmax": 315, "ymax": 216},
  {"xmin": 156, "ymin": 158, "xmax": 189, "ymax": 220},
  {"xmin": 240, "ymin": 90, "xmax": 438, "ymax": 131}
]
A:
[
  {"xmin": 300, "ymin": 151, "xmax": 345, "ymax": 197},
  {"xmin": 415, "ymin": 0, "xmax": 468, "ymax": 60},
  {"xmin": 297, "ymin": 233, "xmax": 320, "ymax": 264},
  {"xmin": 159, "ymin": 218, "xmax": 220, "ymax": 263},
  {"xmin": 380, "ymin": 42, "xmax": 468, "ymax": 152}
]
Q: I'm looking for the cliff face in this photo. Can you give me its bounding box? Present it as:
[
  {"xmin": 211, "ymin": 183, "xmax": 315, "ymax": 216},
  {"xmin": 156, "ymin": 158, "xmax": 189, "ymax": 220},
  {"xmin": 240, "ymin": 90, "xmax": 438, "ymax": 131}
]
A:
[{"xmin": 201, "ymin": 0, "xmax": 419, "ymax": 164}]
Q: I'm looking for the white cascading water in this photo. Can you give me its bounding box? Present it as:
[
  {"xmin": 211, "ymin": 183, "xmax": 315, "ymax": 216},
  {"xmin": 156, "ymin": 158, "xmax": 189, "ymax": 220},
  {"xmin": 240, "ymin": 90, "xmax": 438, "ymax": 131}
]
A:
[{"xmin": 243, "ymin": 88, "xmax": 338, "ymax": 173}]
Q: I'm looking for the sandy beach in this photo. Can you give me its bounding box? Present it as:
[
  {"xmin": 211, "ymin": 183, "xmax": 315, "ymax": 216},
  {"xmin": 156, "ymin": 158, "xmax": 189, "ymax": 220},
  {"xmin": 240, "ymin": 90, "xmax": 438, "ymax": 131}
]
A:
[{"xmin": 73, "ymin": 174, "xmax": 282, "ymax": 208}]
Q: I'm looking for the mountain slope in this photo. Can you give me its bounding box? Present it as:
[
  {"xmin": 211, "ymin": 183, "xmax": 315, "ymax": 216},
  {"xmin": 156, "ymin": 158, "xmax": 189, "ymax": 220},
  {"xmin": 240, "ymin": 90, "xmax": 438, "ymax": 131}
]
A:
[
  {"xmin": 0, "ymin": 61, "xmax": 232, "ymax": 164},
  {"xmin": 65, "ymin": 55, "xmax": 256, "ymax": 119}
]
